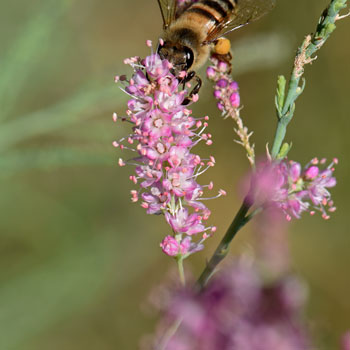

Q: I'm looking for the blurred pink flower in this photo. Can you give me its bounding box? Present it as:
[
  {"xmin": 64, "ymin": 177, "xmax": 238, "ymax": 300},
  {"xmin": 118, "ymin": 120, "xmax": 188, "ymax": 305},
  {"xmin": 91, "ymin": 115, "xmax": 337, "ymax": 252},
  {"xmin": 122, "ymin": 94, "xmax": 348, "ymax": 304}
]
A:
[
  {"xmin": 248, "ymin": 158, "xmax": 337, "ymax": 220},
  {"xmin": 341, "ymin": 331, "xmax": 350, "ymax": 350},
  {"xmin": 150, "ymin": 260, "xmax": 310, "ymax": 350}
]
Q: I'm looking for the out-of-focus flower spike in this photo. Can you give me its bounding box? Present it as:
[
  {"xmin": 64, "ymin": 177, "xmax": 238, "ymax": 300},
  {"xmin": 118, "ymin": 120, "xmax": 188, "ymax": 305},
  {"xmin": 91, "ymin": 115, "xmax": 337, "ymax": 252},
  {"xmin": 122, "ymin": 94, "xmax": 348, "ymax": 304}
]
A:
[{"xmin": 249, "ymin": 157, "xmax": 337, "ymax": 220}]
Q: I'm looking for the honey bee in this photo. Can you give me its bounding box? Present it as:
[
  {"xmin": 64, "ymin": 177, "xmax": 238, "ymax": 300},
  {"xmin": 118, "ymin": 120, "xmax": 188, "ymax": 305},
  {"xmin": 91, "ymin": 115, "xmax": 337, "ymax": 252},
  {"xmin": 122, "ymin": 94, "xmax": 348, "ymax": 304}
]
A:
[{"xmin": 157, "ymin": 0, "xmax": 276, "ymax": 100}]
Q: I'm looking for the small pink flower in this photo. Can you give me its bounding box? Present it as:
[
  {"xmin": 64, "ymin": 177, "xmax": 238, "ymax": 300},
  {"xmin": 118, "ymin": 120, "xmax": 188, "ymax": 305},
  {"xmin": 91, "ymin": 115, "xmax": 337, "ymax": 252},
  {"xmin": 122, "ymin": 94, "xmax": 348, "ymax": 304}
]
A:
[
  {"xmin": 160, "ymin": 236, "xmax": 180, "ymax": 256},
  {"xmin": 144, "ymin": 54, "xmax": 169, "ymax": 79},
  {"xmin": 143, "ymin": 109, "xmax": 172, "ymax": 138},
  {"xmin": 229, "ymin": 92, "xmax": 240, "ymax": 107},
  {"xmin": 304, "ymin": 165, "xmax": 319, "ymax": 179},
  {"xmin": 180, "ymin": 237, "xmax": 191, "ymax": 254},
  {"xmin": 163, "ymin": 167, "xmax": 198, "ymax": 197},
  {"xmin": 206, "ymin": 66, "xmax": 216, "ymax": 79},
  {"xmin": 165, "ymin": 209, "xmax": 205, "ymax": 236}
]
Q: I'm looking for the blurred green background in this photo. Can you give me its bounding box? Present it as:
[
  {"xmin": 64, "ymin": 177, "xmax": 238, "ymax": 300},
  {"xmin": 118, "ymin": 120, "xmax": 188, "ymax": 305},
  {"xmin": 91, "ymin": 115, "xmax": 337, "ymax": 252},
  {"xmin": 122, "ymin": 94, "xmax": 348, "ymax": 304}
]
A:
[{"xmin": 0, "ymin": 0, "xmax": 349, "ymax": 349}]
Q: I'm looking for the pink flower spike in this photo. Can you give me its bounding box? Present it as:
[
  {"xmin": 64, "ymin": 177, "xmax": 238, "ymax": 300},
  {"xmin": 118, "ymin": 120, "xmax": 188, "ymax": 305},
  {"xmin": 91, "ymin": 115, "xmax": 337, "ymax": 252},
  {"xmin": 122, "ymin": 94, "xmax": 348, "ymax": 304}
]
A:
[{"xmin": 115, "ymin": 48, "xmax": 224, "ymax": 258}]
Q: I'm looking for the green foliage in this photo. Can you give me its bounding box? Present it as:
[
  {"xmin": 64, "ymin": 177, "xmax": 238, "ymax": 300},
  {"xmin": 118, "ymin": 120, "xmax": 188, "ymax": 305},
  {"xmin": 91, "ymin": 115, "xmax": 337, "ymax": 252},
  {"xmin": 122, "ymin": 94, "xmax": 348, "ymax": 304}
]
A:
[
  {"xmin": 276, "ymin": 142, "xmax": 292, "ymax": 160},
  {"xmin": 275, "ymin": 75, "xmax": 286, "ymax": 118},
  {"xmin": 271, "ymin": 0, "xmax": 348, "ymax": 158}
]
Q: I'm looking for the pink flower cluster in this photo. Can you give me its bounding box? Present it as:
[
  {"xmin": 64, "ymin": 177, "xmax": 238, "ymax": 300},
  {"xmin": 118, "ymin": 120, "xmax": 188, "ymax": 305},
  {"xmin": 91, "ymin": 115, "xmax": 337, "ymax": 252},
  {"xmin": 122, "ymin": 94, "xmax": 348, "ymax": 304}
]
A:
[
  {"xmin": 250, "ymin": 157, "xmax": 337, "ymax": 220},
  {"xmin": 115, "ymin": 45, "xmax": 224, "ymax": 258},
  {"xmin": 207, "ymin": 61, "xmax": 240, "ymax": 113},
  {"xmin": 206, "ymin": 56, "xmax": 255, "ymax": 166},
  {"xmin": 150, "ymin": 260, "xmax": 310, "ymax": 350}
]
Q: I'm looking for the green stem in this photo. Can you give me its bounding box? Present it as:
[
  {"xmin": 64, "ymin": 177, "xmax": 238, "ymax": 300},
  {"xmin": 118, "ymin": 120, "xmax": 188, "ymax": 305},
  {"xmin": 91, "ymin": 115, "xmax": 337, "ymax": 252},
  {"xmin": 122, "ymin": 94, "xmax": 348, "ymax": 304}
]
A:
[
  {"xmin": 159, "ymin": 258, "xmax": 185, "ymax": 349},
  {"xmin": 196, "ymin": 200, "xmax": 252, "ymax": 289},
  {"xmin": 271, "ymin": 119, "xmax": 288, "ymax": 158},
  {"xmin": 159, "ymin": 318, "xmax": 183, "ymax": 350},
  {"xmin": 177, "ymin": 257, "xmax": 186, "ymax": 286}
]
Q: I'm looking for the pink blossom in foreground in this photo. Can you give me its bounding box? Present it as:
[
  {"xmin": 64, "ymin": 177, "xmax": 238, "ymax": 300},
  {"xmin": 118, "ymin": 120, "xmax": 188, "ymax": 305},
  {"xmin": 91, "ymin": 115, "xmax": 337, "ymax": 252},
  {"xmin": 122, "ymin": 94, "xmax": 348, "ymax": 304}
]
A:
[
  {"xmin": 248, "ymin": 157, "xmax": 337, "ymax": 220},
  {"xmin": 149, "ymin": 260, "xmax": 310, "ymax": 350},
  {"xmin": 341, "ymin": 332, "xmax": 350, "ymax": 350},
  {"xmin": 115, "ymin": 44, "xmax": 225, "ymax": 258}
]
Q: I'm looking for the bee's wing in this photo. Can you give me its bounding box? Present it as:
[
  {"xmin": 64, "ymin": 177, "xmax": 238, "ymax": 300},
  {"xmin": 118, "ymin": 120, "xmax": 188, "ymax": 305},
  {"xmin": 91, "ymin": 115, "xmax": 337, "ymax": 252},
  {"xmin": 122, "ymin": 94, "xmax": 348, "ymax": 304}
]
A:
[
  {"xmin": 157, "ymin": 0, "xmax": 178, "ymax": 29},
  {"xmin": 205, "ymin": 0, "xmax": 276, "ymax": 43}
]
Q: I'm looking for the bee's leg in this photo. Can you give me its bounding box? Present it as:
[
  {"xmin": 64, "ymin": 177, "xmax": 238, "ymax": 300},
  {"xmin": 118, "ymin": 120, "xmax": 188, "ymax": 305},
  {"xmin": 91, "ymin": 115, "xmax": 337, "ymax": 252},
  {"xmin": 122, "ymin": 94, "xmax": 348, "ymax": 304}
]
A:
[
  {"xmin": 182, "ymin": 73, "xmax": 202, "ymax": 105},
  {"xmin": 181, "ymin": 70, "xmax": 195, "ymax": 89},
  {"xmin": 190, "ymin": 75, "xmax": 202, "ymax": 97}
]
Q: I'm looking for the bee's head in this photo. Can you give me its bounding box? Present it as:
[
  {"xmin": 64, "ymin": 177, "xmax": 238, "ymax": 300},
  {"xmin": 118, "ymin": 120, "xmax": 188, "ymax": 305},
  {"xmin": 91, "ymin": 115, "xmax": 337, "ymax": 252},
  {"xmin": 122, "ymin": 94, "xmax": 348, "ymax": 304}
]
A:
[{"xmin": 157, "ymin": 41, "xmax": 194, "ymax": 76}]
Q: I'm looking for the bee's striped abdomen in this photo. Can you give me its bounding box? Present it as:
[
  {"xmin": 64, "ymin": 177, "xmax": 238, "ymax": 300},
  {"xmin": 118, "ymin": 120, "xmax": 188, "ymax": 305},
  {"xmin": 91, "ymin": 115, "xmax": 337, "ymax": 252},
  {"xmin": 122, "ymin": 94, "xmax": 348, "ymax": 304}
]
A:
[{"xmin": 185, "ymin": 0, "xmax": 237, "ymax": 26}]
